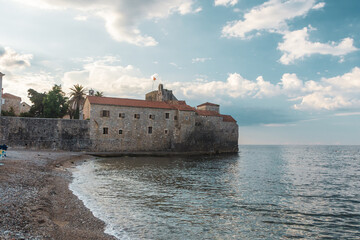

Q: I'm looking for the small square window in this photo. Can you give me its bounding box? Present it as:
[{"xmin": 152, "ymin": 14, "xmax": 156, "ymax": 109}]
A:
[
  {"xmin": 174, "ymin": 115, "xmax": 178, "ymax": 120},
  {"xmin": 149, "ymin": 114, "xmax": 155, "ymax": 120},
  {"xmin": 103, "ymin": 127, "xmax": 108, "ymax": 134},
  {"xmin": 101, "ymin": 110, "xmax": 110, "ymax": 117},
  {"xmin": 119, "ymin": 129, "xmax": 123, "ymax": 134},
  {"xmin": 119, "ymin": 113, "xmax": 125, "ymax": 118},
  {"xmin": 165, "ymin": 113, "xmax": 170, "ymax": 119},
  {"xmin": 164, "ymin": 129, "xmax": 168, "ymax": 134},
  {"xmin": 148, "ymin": 127, "xmax": 152, "ymax": 134},
  {"xmin": 134, "ymin": 114, "xmax": 140, "ymax": 119}
]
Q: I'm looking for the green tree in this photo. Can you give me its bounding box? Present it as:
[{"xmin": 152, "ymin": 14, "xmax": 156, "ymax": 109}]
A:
[
  {"xmin": 69, "ymin": 84, "xmax": 86, "ymax": 119},
  {"xmin": 95, "ymin": 91, "xmax": 104, "ymax": 97},
  {"xmin": 43, "ymin": 85, "xmax": 68, "ymax": 118},
  {"xmin": 28, "ymin": 88, "xmax": 46, "ymax": 117}
]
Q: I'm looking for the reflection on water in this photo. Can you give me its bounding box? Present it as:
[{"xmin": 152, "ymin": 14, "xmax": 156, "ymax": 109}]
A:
[{"xmin": 70, "ymin": 146, "xmax": 360, "ymax": 239}]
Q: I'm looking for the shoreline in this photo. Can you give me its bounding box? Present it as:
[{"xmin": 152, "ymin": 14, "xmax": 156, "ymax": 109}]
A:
[{"xmin": 0, "ymin": 149, "xmax": 116, "ymax": 240}]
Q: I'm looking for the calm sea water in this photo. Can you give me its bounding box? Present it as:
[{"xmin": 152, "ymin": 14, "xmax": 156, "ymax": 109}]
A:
[{"xmin": 69, "ymin": 146, "xmax": 360, "ymax": 239}]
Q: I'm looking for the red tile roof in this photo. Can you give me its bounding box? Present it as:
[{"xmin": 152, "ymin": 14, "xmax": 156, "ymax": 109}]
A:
[
  {"xmin": 221, "ymin": 114, "xmax": 237, "ymax": 123},
  {"xmin": 196, "ymin": 110, "xmax": 237, "ymax": 123},
  {"xmin": 197, "ymin": 102, "xmax": 219, "ymax": 107},
  {"xmin": 2, "ymin": 93, "xmax": 21, "ymax": 100},
  {"xmin": 87, "ymin": 96, "xmax": 195, "ymax": 111}
]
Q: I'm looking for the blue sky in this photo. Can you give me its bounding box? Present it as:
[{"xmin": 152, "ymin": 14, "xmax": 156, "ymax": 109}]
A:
[{"xmin": 0, "ymin": 0, "xmax": 359, "ymax": 144}]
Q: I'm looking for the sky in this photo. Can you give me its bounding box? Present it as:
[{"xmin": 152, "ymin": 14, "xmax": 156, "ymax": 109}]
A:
[{"xmin": 0, "ymin": 0, "xmax": 359, "ymax": 145}]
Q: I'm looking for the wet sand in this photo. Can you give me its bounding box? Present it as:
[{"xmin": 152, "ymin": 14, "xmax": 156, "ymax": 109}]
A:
[{"xmin": 0, "ymin": 149, "xmax": 116, "ymax": 240}]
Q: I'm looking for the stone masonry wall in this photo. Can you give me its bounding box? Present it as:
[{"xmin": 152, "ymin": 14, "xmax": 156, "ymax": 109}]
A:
[
  {"xmin": 89, "ymin": 104, "xmax": 183, "ymax": 152},
  {"xmin": 0, "ymin": 117, "xmax": 91, "ymax": 151},
  {"xmin": 178, "ymin": 115, "xmax": 238, "ymax": 153}
]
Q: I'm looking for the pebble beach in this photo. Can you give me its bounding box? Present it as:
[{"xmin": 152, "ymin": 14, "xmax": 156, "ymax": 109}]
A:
[{"xmin": 0, "ymin": 149, "xmax": 115, "ymax": 240}]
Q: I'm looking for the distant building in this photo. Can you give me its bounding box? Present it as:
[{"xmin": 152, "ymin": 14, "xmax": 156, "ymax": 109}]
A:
[
  {"xmin": 83, "ymin": 84, "xmax": 238, "ymax": 153},
  {"xmin": 20, "ymin": 102, "xmax": 31, "ymax": 114},
  {"xmin": 1, "ymin": 90, "xmax": 30, "ymax": 115},
  {"xmin": 2, "ymin": 92, "xmax": 21, "ymax": 115}
]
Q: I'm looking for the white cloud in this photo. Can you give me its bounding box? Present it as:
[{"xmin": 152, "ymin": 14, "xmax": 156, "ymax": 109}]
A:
[
  {"xmin": 169, "ymin": 62, "xmax": 182, "ymax": 69},
  {"xmin": 0, "ymin": 45, "xmax": 54, "ymax": 102},
  {"xmin": 0, "ymin": 46, "xmax": 33, "ymax": 71},
  {"xmin": 278, "ymin": 26, "xmax": 358, "ymax": 64},
  {"xmin": 192, "ymin": 57, "xmax": 212, "ymax": 63},
  {"xmin": 222, "ymin": 0, "xmax": 320, "ymax": 39},
  {"xmin": 3, "ymin": 72, "xmax": 55, "ymax": 102},
  {"xmin": 171, "ymin": 67, "xmax": 360, "ymax": 111},
  {"xmin": 294, "ymin": 67, "xmax": 360, "ymax": 110},
  {"xmin": 13, "ymin": 0, "xmax": 200, "ymax": 46},
  {"xmin": 214, "ymin": 0, "xmax": 238, "ymax": 7},
  {"xmin": 62, "ymin": 57, "xmax": 153, "ymax": 98},
  {"xmin": 170, "ymin": 73, "xmax": 277, "ymax": 99},
  {"xmin": 335, "ymin": 112, "xmax": 360, "ymax": 117},
  {"xmin": 312, "ymin": 2, "xmax": 325, "ymax": 10},
  {"xmin": 74, "ymin": 15, "xmax": 88, "ymax": 21}
]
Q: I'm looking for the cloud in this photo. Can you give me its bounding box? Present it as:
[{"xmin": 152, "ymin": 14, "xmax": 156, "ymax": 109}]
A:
[
  {"xmin": 214, "ymin": 0, "xmax": 238, "ymax": 7},
  {"xmin": 13, "ymin": 0, "xmax": 200, "ymax": 46},
  {"xmin": 335, "ymin": 112, "xmax": 360, "ymax": 117},
  {"xmin": 62, "ymin": 57, "xmax": 152, "ymax": 98},
  {"xmin": 172, "ymin": 67, "xmax": 360, "ymax": 111},
  {"xmin": 3, "ymin": 72, "xmax": 55, "ymax": 102},
  {"xmin": 169, "ymin": 62, "xmax": 182, "ymax": 69},
  {"xmin": 170, "ymin": 73, "xmax": 278, "ymax": 99},
  {"xmin": 278, "ymin": 26, "xmax": 358, "ymax": 64},
  {"xmin": 74, "ymin": 15, "xmax": 88, "ymax": 21},
  {"xmin": 312, "ymin": 2, "xmax": 325, "ymax": 10},
  {"xmin": 0, "ymin": 45, "xmax": 54, "ymax": 102},
  {"xmin": 222, "ymin": 0, "xmax": 321, "ymax": 39},
  {"xmin": 294, "ymin": 67, "xmax": 360, "ymax": 110},
  {"xmin": 0, "ymin": 46, "xmax": 33, "ymax": 71},
  {"xmin": 191, "ymin": 57, "xmax": 212, "ymax": 63}
]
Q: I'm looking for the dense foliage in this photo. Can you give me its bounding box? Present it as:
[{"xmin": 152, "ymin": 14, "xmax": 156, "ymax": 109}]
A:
[{"xmin": 27, "ymin": 85, "xmax": 68, "ymax": 118}]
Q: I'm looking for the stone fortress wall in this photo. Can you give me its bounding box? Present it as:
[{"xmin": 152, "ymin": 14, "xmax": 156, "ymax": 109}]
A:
[{"xmin": 0, "ymin": 117, "xmax": 91, "ymax": 151}]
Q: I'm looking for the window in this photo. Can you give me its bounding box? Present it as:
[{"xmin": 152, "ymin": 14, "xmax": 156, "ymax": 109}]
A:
[
  {"xmin": 101, "ymin": 110, "xmax": 110, "ymax": 117},
  {"xmin": 103, "ymin": 127, "xmax": 108, "ymax": 134},
  {"xmin": 134, "ymin": 114, "xmax": 140, "ymax": 119},
  {"xmin": 149, "ymin": 114, "xmax": 155, "ymax": 120},
  {"xmin": 174, "ymin": 115, "xmax": 178, "ymax": 120},
  {"xmin": 165, "ymin": 113, "xmax": 170, "ymax": 119},
  {"xmin": 1, "ymin": 99, "xmax": 5, "ymax": 104},
  {"xmin": 119, "ymin": 113, "xmax": 125, "ymax": 118},
  {"xmin": 148, "ymin": 127, "xmax": 152, "ymax": 134},
  {"xmin": 164, "ymin": 129, "xmax": 168, "ymax": 134},
  {"xmin": 119, "ymin": 129, "xmax": 123, "ymax": 134}
]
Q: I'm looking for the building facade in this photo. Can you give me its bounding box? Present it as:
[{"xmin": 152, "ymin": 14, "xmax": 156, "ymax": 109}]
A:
[
  {"xmin": 83, "ymin": 84, "xmax": 238, "ymax": 153},
  {"xmin": 1, "ymin": 91, "xmax": 31, "ymax": 115}
]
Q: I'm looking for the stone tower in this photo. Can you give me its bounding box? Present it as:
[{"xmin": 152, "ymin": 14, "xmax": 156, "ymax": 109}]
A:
[{"xmin": 145, "ymin": 84, "xmax": 178, "ymax": 102}]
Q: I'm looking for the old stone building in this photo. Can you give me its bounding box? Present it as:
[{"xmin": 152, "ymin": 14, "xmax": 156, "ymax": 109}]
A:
[
  {"xmin": 1, "ymin": 91, "xmax": 30, "ymax": 115},
  {"xmin": 83, "ymin": 84, "xmax": 238, "ymax": 153}
]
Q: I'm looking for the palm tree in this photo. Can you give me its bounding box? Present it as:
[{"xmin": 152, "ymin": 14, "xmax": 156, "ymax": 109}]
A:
[
  {"xmin": 69, "ymin": 84, "xmax": 86, "ymax": 119},
  {"xmin": 95, "ymin": 91, "xmax": 104, "ymax": 97}
]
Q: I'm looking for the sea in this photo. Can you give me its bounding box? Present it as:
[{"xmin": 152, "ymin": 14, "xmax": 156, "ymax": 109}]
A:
[{"xmin": 69, "ymin": 145, "xmax": 360, "ymax": 239}]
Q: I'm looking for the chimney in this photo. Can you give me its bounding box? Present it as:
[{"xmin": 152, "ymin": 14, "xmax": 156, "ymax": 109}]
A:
[{"xmin": 0, "ymin": 72, "xmax": 4, "ymax": 116}]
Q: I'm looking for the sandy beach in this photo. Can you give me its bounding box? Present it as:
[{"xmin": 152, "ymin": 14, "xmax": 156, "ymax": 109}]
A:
[{"xmin": 0, "ymin": 149, "xmax": 116, "ymax": 240}]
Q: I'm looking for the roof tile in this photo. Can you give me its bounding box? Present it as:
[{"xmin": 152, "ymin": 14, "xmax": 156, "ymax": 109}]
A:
[{"xmin": 87, "ymin": 96, "xmax": 195, "ymax": 111}]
